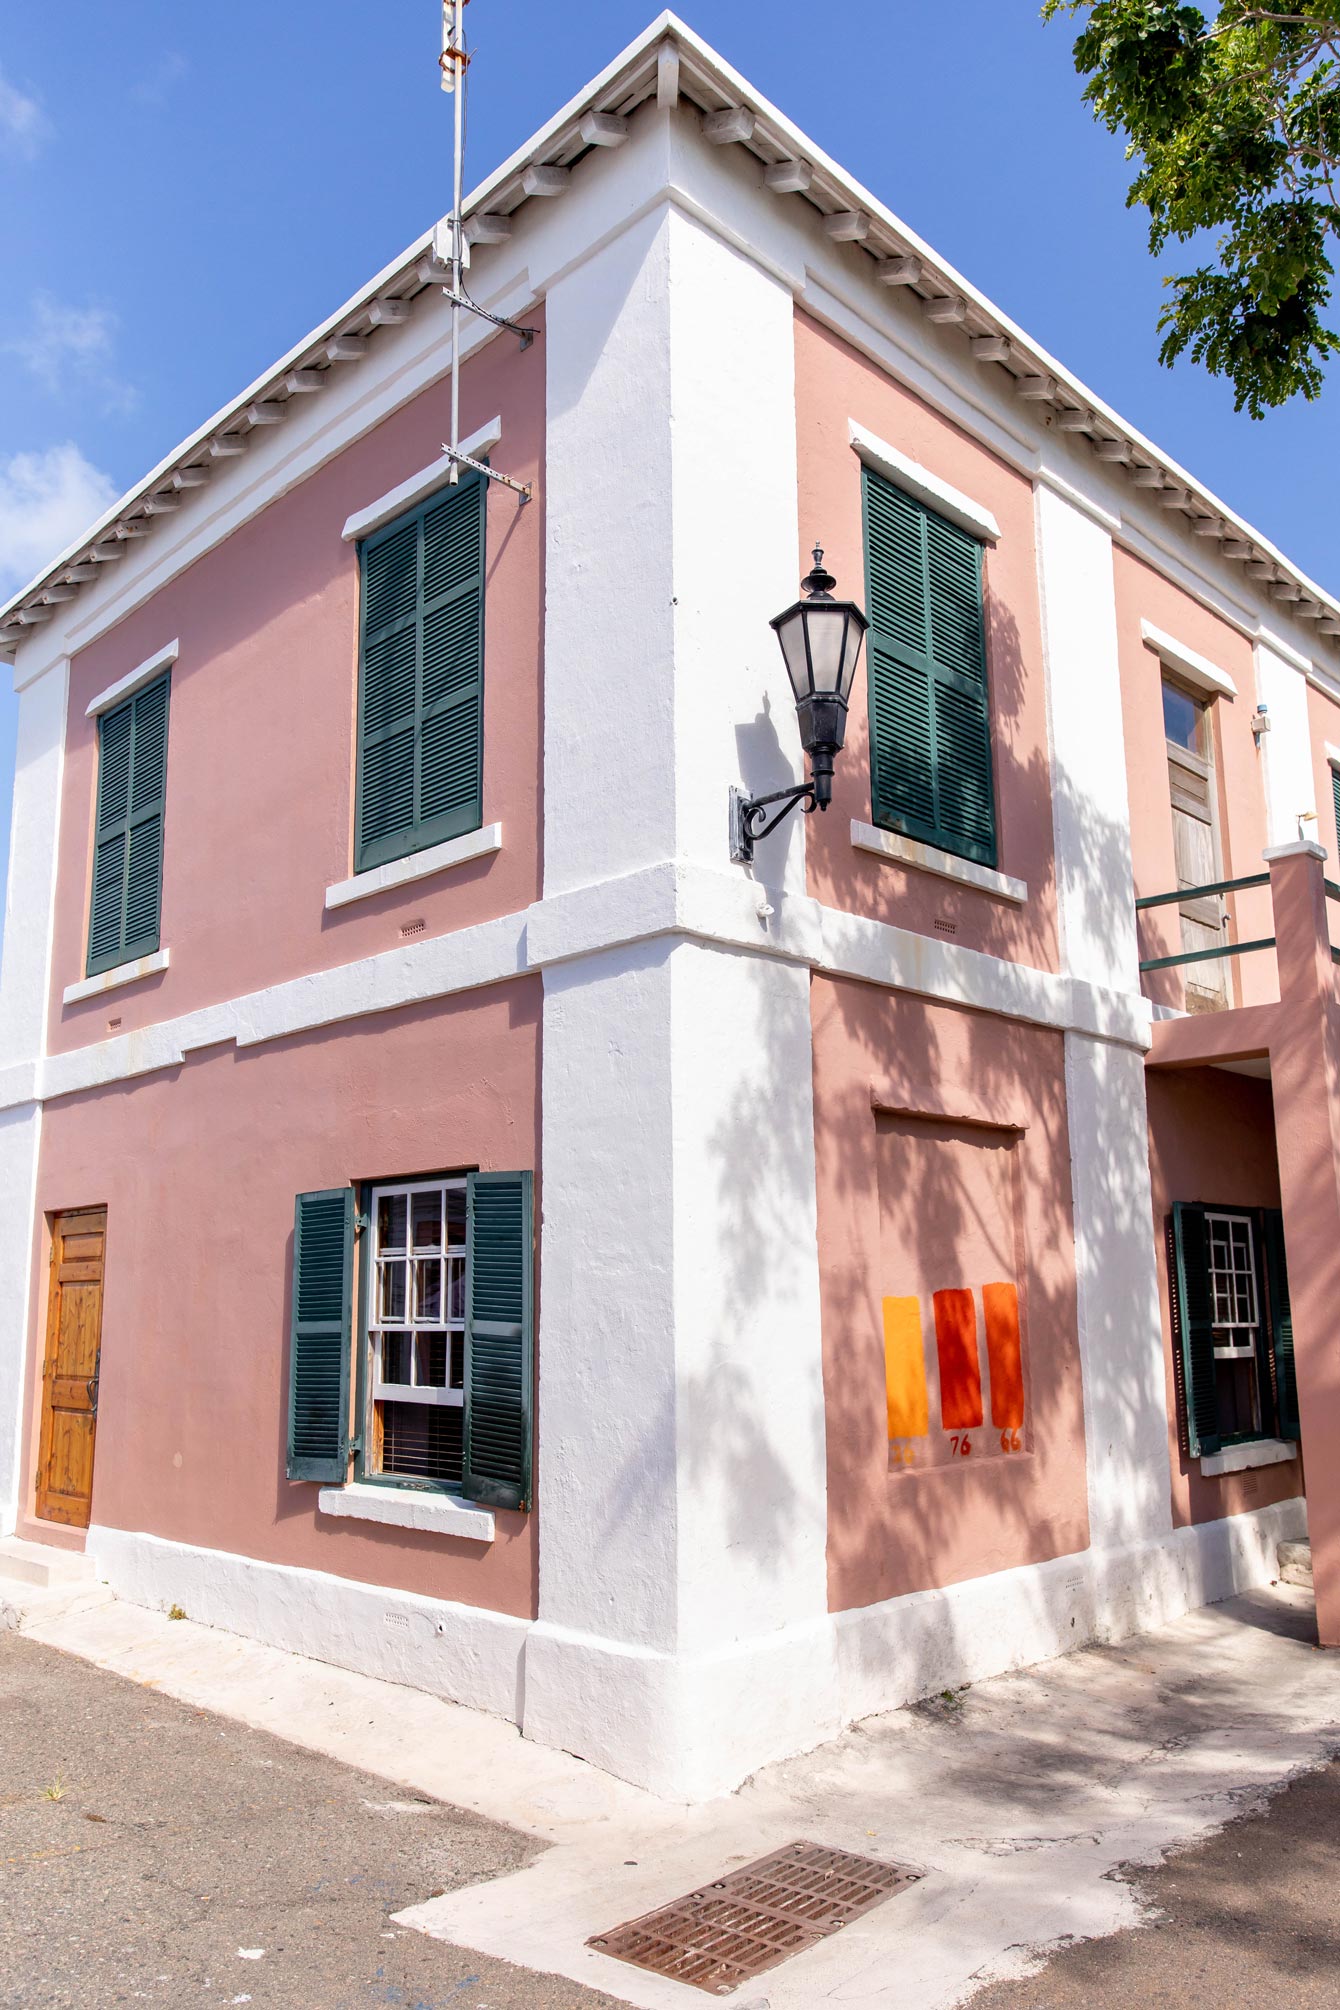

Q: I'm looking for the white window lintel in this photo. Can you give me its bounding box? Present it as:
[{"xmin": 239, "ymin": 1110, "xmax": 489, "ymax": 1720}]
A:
[
  {"xmin": 63, "ymin": 947, "xmax": 170, "ymax": 1006},
  {"xmin": 1324, "ymin": 740, "xmax": 1340, "ymax": 770},
  {"xmin": 325, "ymin": 823, "xmax": 502, "ymax": 909},
  {"xmin": 86, "ymin": 640, "xmax": 179, "ymax": 719},
  {"xmin": 848, "ymin": 420, "xmax": 1001, "ymax": 544},
  {"xmin": 341, "ymin": 416, "xmax": 503, "ymax": 542},
  {"xmin": 851, "ymin": 820, "xmax": 1027, "ymax": 903},
  {"xmin": 1199, "ymin": 1438, "xmax": 1297, "ymax": 1477},
  {"xmin": 317, "ymin": 1482, "xmax": 495, "ymax": 1541},
  {"xmin": 1141, "ymin": 619, "xmax": 1237, "ymax": 699}
]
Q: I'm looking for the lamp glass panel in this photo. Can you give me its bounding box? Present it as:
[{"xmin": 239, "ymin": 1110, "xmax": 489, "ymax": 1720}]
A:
[
  {"xmin": 803, "ymin": 605, "xmax": 847, "ymax": 696},
  {"xmin": 838, "ymin": 611, "xmax": 867, "ymax": 700},
  {"xmin": 774, "ymin": 607, "xmax": 813, "ymax": 701}
]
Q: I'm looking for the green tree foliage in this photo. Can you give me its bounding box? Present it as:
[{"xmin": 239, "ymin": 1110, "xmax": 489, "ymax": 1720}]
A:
[{"xmin": 1044, "ymin": 2, "xmax": 1340, "ymax": 413}]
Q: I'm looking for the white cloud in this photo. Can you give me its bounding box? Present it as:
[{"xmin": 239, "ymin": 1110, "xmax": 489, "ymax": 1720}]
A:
[
  {"xmin": 6, "ymin": 294, "xmax": 138, "ymax": 416},
  {"xmin": 0, "ymin": 67, "xmax": 50, "ymax": 159},
  {"xmin": 131, "ymin": 50, "xmax": 189, "ymax": 107},
  {"xmin": 0, "ymin": 444, "xmax": 119, "ymax": 597}
]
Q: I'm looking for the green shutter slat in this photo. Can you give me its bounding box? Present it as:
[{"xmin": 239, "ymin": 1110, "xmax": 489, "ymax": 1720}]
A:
[
  {"xmin": 86, "ymin": 673, "xmax": 170, "ymax": 978},
  {"xmin": 1171, "ymin": 1204, "xmax": 1222, "ymax": 1459},
  {"xmin": 862, "ymin": 467, "xmax": 997, "ymax": 869},
  {"xmin": 423, "ymin": 483, "xmax": 484, "ymax": 601},
  {"xmin": 463, "ymin": 1170, "xmax": 533, "ymax": 1513},
  {"xmin": 363, "ymin": 519, "xmax": 419, "ymax": 636},
  {"xmin": 287, "ymin": 1187, "xmax": 354, "ymax": 1483},
  {"xmin": 1263, "ymin": 1208, "xmax": 1299, "ymax": 1443},
  {"xmin": 362, "ymin": 627, "xmax": 417, "ymax": 733},
  {"xmin": 355, "ymin": 473, "xmax": 485, "ymax": 874}
]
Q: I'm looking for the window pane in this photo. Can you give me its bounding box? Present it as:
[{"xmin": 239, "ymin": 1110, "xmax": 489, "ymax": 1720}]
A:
[
  {"xmin": 378, "ymin": 1259, "xmax": 407, "ymax": 1323},
  {"xmin": 446, "ymin": 1188, "xmax": 467, "ymax": 1247},
  {"xmin": 447, "ymin": 1255, "xmax": 465, "ymax": 1323},
  {"xmin": 450, "ymin": 1331, "xmax": 464, "ymax": 1391},
  {"xmin": 377, "ymin": 1193, "xmax": 408, "ymax": 1252},
  {"xmin": 380, "ymin": 1330, "xmax": 412, "ymax": 1385},
  {"xmin": 412, "ymin": 1191, "xmax": 442, "ymax": 1250},
  {"xmin": 413, "ymin": 1258, "xmax": 442, "ymax": 1324},
  {"xmin": 415, "ymin": 1333, "xmax": 449, "ymax": 1388},
  {"xmin": 379, "ymin": 1399, "xmax": 463, "ymax": 1484},
  {"xmin": 1162, "ymin": 679, "xmax": 1204, "ymax": 754}
]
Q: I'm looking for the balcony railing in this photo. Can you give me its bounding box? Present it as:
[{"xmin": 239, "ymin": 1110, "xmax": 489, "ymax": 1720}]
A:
[{"xmin": 1135, "ymin": 873, "xmax": 1272, "ymax": 975}]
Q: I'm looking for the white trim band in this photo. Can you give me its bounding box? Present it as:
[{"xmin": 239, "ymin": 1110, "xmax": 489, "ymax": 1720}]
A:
[
  {"xmin": 62, "ymin": 949, "xmax": 170, "ymax": 1006},
  {"xmin": 851, "ymin": 820, "xmax": 1027, "ymax": 902},
  {"xmin": 848, "ymin": 419, "xmax": 1001, "ymax": 543},
  {"xmin": 1200, "ymin": 1439, "xmax": 1297, "ymax": 1477},
  {"xmin": 317, "ymin": 1483, "xmax": 495, "ymax": 1541},
  {"xmin": 85, "ymin": 641, "xmax": 179, "ymax": 719},
  {"xmin": 1141, "ymin": 619, "xmax": 1238, "ymax": 699},
  {"xmin": 325, "ymin": 824, "xmax": 503, "ymax": 910},
  {"xmin": 341, "ymin": 416, "xmax": 504, "ymax": 542}
]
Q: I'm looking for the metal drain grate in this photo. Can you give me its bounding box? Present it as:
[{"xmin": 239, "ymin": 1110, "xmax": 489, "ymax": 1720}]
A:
[{"xmin": 588, "ymin": 1840, "xmax": 922, "ymax": 1995}]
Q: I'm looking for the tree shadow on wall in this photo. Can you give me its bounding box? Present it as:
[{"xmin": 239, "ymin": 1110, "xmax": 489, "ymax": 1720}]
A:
[{"xmin": 680, "ymin": 588, "xmax": 1183, "ymax": 1714}]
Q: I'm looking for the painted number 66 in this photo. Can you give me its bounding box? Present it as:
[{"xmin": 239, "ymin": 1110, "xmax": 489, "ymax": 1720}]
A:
[{"xmin": 999, "ymin": 1429, "xmax": 1022, "ymax": 1453}]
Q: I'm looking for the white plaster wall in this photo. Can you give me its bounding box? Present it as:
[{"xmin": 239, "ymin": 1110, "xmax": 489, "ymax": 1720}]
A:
[
  {"xmin": 84, "ymin": 1494, "xmax": 1303, "ymax": 1802},
  {"xmin": 535, "ymin": 940, "xmax": 679, "ymax": 1653},
  {"xmin": 0, "ymin": 1104, "xmax": 41, "ymax": 1533},
  {"xmin": 87, "ymin": 1525, "xmax": 528, "ymax": 1719},
  {"xmin": 1034, "ymin": 485, "xmax": 1171, "ymax": 1552},
  {"xmin": 1256, "ymin": 638, "xmax": 1317, "ymax": 847},
  {"xmin": 1064, "ymin": 1032, "xmax": 1174, "ymax": 1549},
  {"xmin": 664, "ymin": 201, "xmax": 807, "ymax": 898},
  {"xmin": 532, "ymin": 141, "xmax": 827, "ymax": 1785},
  {"xmin": 0, "ymin": 660, "xmax": 67, "ymax": 1530},
  {"xmin": 543, "ymin": 207, "xmax": 678, "ymax": 896},
  {"xmin": 670, "ymin": 939, "xmax": 826, "ymax": 1654},
  {"xmin": 1035, "ymin": 484, "xmax": 1139, "ymax": 995}
]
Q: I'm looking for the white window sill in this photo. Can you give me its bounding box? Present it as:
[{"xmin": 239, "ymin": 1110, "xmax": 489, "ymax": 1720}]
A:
[
  {"xmin": 1200, "ymin": 1438, "xmax": 1297, "ymax": 1477},
  {"xmin": 317, "ymin": 1482, "xmax": 495, "ymax": 1541},
  {"xmin": 325, "ymin": 824, "xmax": 502, "ymax": 910},
  {"xmin": 851, "ymin": 821, "xmax": 1027, "ymax": 904},
  {"xmin": 63, "ymin": 948, "xmax": 170, "ymax": 1005}
]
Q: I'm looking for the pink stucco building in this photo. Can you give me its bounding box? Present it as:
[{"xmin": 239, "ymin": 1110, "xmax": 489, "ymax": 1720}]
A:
[{"xmin": 1, "ymin": 15, "xmax": 1337, "ymax": 1800}]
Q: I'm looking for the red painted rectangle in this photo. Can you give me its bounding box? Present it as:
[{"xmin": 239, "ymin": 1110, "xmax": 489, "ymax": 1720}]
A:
[
  {"xmin": 933, "ymin": 1288, "xmax": 983, "ymax": 1430},
  {"xmin": 983, "ymin": 1281, "xmax": 1024, "ymax": 1431}
]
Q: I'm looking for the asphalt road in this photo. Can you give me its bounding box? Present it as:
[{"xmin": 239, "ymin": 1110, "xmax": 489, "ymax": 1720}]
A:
[
  {"xmin": 0, "ymin": 1632, "xmax": 619, "ymax": 2010},
  {"xmin": 969, "ymin": 1753, "xmax": 1340, "ymax": 2008}
]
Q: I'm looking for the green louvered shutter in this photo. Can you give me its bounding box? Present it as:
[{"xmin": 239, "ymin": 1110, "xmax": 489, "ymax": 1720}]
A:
[
  {"xmin": 862, "ymin": 467, "xmax": 997, "ymax": 867},
  {"xmin": 355, "ymin": 473, "xmax": 485, "ymax": 873},
  {"xmin": 463, "ymin": 1171, "xmax": 533, "ymax": 1511},
  {"xmin": 86, "ymin": 674, "xmax": 170, "ymax": 976},
  {"xmin": 287, "ymin": 1188, "xmax": 355, "ymax": 1482},
  {"xmin": 1170, "ymin": 1204, "xmax": 1222, "ymax": 1459},
  {"xmin": 1332, "ymin": 764, "xmax": 1340, "ymax": 862},
  {"xmin": 1262, "ymin": 1208, "xmax": 1299, "ymax": 1443}
]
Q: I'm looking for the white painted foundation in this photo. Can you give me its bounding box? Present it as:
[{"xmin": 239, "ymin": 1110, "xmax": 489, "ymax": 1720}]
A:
[{"xmin": 84, "ymin": 1494, "xmax": 1305, "ymax": 1801}]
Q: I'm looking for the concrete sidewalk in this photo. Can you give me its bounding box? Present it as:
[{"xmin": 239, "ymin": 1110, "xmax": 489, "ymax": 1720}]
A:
[{"xmin": 5, "ymin": 1568, "xmax": 1339, "ymax": 2007}]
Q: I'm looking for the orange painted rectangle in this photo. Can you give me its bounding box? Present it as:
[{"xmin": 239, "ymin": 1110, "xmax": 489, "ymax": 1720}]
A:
[
  {"xmin": 983, "ymin": 1281, "xmax": 1024, "ymax": 1431},
  {"xmin": 933, "ymin": 1288, "xmax": 983, "ymax": 1430},
  {"xmin": 883, "ymin": 1296, "xmax": 929, "ymax": 1439}
]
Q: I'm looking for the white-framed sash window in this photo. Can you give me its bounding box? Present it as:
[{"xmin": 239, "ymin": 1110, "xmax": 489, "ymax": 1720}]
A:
[{"xmin": 366, "ymin": 1177, "xmax": 467, "ymax": 1484}]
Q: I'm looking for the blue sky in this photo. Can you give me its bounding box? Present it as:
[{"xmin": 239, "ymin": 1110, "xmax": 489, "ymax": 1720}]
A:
[{"xmin": 0, "ymin": 1, "xmax": 1336, "ymax": 942}]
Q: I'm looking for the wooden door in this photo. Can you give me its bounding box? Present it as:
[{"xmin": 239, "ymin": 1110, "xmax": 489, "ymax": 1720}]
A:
[
  {"xmin": 35, "ymin": 1208, "xmax": 106, "ymax": 1529},
  {"xmin": 1163, "ymin": 675, "xmax": 1226, "ymax": 1010}
]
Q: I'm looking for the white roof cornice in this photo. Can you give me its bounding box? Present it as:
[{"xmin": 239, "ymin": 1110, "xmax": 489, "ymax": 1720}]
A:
[{"xmin": 4, "ymin": 8, "xmax": 1337, "ymax": 664}]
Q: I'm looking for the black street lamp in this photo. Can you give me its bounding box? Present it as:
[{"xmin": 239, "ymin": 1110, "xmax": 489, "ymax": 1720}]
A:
[{"xmin": 729, "ymin": 546, "xmax": 869, "ymax": 863}]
